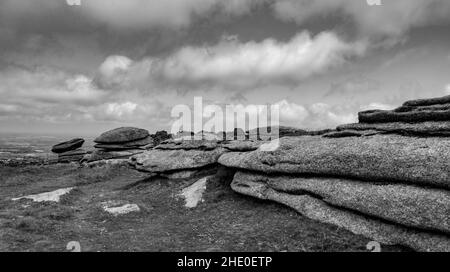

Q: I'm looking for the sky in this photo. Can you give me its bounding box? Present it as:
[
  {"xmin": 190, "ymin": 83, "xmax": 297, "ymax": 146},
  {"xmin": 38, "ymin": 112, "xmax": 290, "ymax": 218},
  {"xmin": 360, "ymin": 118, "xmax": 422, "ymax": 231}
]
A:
[{"xmin": 0, "ymin": 0, "xmax": 450, "ymax": 136}]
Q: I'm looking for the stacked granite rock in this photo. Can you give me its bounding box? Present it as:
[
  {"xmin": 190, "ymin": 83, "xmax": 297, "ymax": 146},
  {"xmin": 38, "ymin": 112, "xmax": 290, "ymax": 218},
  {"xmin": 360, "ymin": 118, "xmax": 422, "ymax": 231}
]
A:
[
  {"xmin": 84, "ymin": 127, "xmax": 153, "ymax": 163},
  {"xmin": 333, "ymin": 94, "xmax": 450, "ymax": 137},
  {"xmin": 51, "ymin": 138, "xmax": 86, "ymax": 163},
  {"xmin": 129, "ymin": 138, "xmax": 228, "ymax": 180},
  {"xmin": 217, "ymin": 95, "xmax": 450, "ymax": 252}
]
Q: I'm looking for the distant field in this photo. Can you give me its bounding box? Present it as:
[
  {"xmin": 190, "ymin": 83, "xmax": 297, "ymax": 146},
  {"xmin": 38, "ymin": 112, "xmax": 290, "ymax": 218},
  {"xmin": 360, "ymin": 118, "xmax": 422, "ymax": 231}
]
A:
[{"xmin": 0, "ymin": 134, "xmax": 95, "ymax": 161}]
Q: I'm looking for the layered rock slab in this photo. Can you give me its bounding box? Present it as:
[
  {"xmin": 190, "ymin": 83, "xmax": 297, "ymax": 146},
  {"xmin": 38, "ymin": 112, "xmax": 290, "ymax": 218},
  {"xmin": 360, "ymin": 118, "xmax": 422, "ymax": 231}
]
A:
[
  {"xmin": 403, "ymin": 95, "xmax": 450, "ymax": 107},
  {"xmin": 337, "ymin": 121, "xmax": 450, "ymax": 137},
  {"xmin": 218, "ymin": 135, "xmax": 450, "ymax": 189},
  {"xmin": 231, "ymin": 173, "xmax": 450, "ymax": 252},
  {"xmin": 130, "ymin": 148, "xmax": 228, "ymax": 173},
  {"xmin": 233, "ymin": 172, "xmax": 450, "ymax": 234},
  {"xmin": 94, "ymin": 136, "xmax": 154, "ymax": 150},
  {"xmin": 156, "ymin": 140, "xmax": 218, "ymax": 151},
  {"xmin": 83, "ymin": 149, "xmax": 144, "ymax": 163},
  {"xmin": 358, "ymin": 109, "xmax": 450, "ymax": 124},
  {"xmin": 94, "ymin": 127, "xmax": 149, "ymax": 144},
  {"xmin": 51, "ymin": 138, "xmax": 84, "ymax": 153}
]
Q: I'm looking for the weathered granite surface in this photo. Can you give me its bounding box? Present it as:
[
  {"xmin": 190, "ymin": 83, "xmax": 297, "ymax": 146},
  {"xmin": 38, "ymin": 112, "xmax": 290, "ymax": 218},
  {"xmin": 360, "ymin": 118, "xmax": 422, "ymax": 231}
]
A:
[
  {"xmin": 130, "ymin": 148, "xmax": 228, "ymax": 173},
  {"xmin": 231, "ymin": 174, "xmax": 450, "ymax": 252},
  {"xmin": 403, "ymin": 95, "xmax": 450, "ymax": 107},
  {"xmin": 336, "ymin": 121, "xmax": 450, "ymax": 137},
  {"xmin": 218, "ymin": 135, "xmax": 450, "ymax": 189},
  {"xmin": 323, "ymin": 130, "xmax": 381, "ymax": 138},
  {"xmin": 83, "ymin": 149, "xmax": 144, "ymax": 163},
  {"xmin": 156, "ymin": 140, "xmax": 218, "ymax": 151},
  {"xmin": 94, "ymin": 127, "xmax": 149, "ymax": 144},
  {"xmin": 233, "ymin": 172, "xmax": 450, "ymax": 234},
  {"xmin": 94, "ymin": 136, "xmax": 154, "ymax": 150},
  {"xmin": 220, "ymin": 140, "xmax": 263, "ymax": 151}
]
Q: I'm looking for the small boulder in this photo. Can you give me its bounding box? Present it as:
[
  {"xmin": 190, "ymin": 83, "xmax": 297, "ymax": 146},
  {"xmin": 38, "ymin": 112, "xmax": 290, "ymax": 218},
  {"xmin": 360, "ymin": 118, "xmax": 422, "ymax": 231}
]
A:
[
  {"xmin": 94, "ymin": 127, "xmax": 149, "ymax": 144},
  {"xmin": 51, "ymin": 138, "xmax": 84, "ymax": 154}
]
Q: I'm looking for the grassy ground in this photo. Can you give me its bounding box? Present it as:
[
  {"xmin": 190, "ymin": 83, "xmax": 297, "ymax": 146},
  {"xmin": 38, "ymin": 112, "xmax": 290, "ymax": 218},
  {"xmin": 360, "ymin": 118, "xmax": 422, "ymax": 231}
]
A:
[{"xmin": 0, "ymin": 163, "xmax": 406, "ymax": 252}]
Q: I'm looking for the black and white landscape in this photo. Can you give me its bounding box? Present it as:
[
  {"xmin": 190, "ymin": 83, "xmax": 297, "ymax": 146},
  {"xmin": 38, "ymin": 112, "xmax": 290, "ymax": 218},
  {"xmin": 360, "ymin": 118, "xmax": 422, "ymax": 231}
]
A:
[{"xmin": 0, "ymin": 0, "xmax": 449, "ymax": 253}]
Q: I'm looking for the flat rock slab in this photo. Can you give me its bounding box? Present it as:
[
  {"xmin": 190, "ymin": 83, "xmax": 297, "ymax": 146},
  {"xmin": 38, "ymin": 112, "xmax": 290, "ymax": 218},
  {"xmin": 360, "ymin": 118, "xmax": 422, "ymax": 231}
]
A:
[
  {"xmin": 101, "ymin": 201, "xmax": 140, "ymax": 216},
  {"xmin": 234, "ymin": 172, "xmax": 450, "ymax": 234},
  {"xmin": 403, "ymin": 95, "xmax": 450, "ymax": 107},
  {"xmin": 94, "ymin": 136, "xmax": 154, "ymax": 150},
  {"xmin": 83, "ymin": 149, "xmax": 144, "ymax": 163},
  {"xmin": 85, "ymin": 159, "xmax": 130, "ymax": 168},
  {"xmin": 230, "ymin": 176, "xmax": 450, "ymax": 252},
  {"xmin": 323, "ymin": 130, "xmax": 381, "ymax": 138},
  {"xmin": 221, "ymin": 140, "xmax": 263, "ymax": 151},
  {"xmin": 160, "ymin": 170, "xmax": 200, "ymax": 180},
  {"xmin": 94, "ymin": 127, "xmax": 149, "ymax": 144},
  {"xmin": 58, "ymin": 149, "xmax": 88, "ymax": 163},
  {"xmin": 52, "ymin": 138, "xmax": 84, "ymax": 153},
  {"xmin": 218, "ymin": 135, "xmax": 450, "ymax": 189},
  {"xmin": 358, "ymin": 109, "xmax": 450, "ymax": 123},
  {"xmin": 130, "ymin": 148, "xmax": 227, "ymax": 173},
  {"xmin": 337, "ymin": 121, "xmax": 450, "ymax": 137},
  {"xmin": 12, "ymin": 187, "xmax": 74, "ymax": 203},
  {"xmin": 178, "ymin": 176, "xmax": 209, "ymax": 208},
  {"xmin": 156, "ymin": 140, "xmax": 218, "ymax": 150}
]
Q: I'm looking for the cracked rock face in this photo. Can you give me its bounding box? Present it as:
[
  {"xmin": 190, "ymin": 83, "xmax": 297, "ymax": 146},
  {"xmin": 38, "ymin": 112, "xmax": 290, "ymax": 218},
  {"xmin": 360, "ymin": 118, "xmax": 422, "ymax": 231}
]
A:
[
  {"xmin": 129, "ymin": 148, "xmax": 228, "ymax": 173},
  {"xmin": 231, "ymin": 172, "xmax": 450, "ymax": 252},
  {"xmin": 219, "ymin": 135, "xmax": 450, "ymax": 189},
  {"xmin": 232, "ymin": 172, "xmax": 450, "ymax": 234}
]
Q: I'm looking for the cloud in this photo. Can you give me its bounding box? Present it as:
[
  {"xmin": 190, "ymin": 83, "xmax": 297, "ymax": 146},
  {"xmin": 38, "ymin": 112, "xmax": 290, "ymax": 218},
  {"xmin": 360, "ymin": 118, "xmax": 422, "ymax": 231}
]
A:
[
  {"xmin": 0, "ymin": 64, "xmax": 173, "ymax": 124},
  {"xmin": 272, "ymin": 0, "xmax": 450, "ymax": 43},
  {"xmin": 445, "ymin": 84, "xmax": 450, "ymax": 95},
  {"xmin": 0, "ymin": 0, "xmax": 260, "ymax": 31},
  {"xmin": 360, "ymin": 102, "xmax": 396, "ymax": 111},
  {"xmin": 84, "ymin": 0, "xmax": 264, "ymax": 29},
  {"xmin": 275, "ymin": 100, "xmax": 309, "ymax": 124},
  {"xmin": 159, "ymin": 32, "xmax": 366, "ymax": 87},
  {"xmin": 307, "ymin": 102, "xmax": 357, "ymax": 128},
  {"xmin": 97, "ymin": 31, "xmax": 367, "ymax": 91},
  {"xmin": 0, "ymin": 67, "xmax": 106, "ymax": 106}
]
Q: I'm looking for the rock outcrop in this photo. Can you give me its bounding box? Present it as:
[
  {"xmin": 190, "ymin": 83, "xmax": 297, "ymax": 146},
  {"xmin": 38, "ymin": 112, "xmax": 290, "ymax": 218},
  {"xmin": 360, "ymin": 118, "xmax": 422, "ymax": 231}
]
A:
[
  {"xmin": 84, "ymin": 149, "xmax": 144, "ymax": 163},
  {"xmin": 83, "ymin": 127, "xmax": 152, "ymax": 163},
  {"xmin": 337, "ymin": 121, "xmax": 450, "ymax": 137},
  {"xmin": 358, "ymin": 108, "xmax": 450, "ymax": 124},
  {"xmin": 57, "ymin": 149, "xmax": 88, "ymax": 163},
  {"xmin": 51, "ymin": 138, "xmax": 86, "ymax": 162},
  {"xmin": 218, "ymin": 95, "xmax": 450, "ymax": 252},
  {"xmin": 156, "ymin": 140, "xmax": 218, "ymax": 151},
  {"xmin": 130, "ymin": 148, "xmax": 227, "ymax": 173},
  {"xmin": 94, "ymin": 136, "xmax": 154, "ymax": 150},
  {"xmin": 336, "ymin": 95, "xmax": 450, "ymax": 137},
  {"xmin": 233, "ymin": 172, "xmax": 450, "ymax": 234},
  {"xmin": 219, "ymin": 135, "xmax": 450, "ymax": 189}
]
